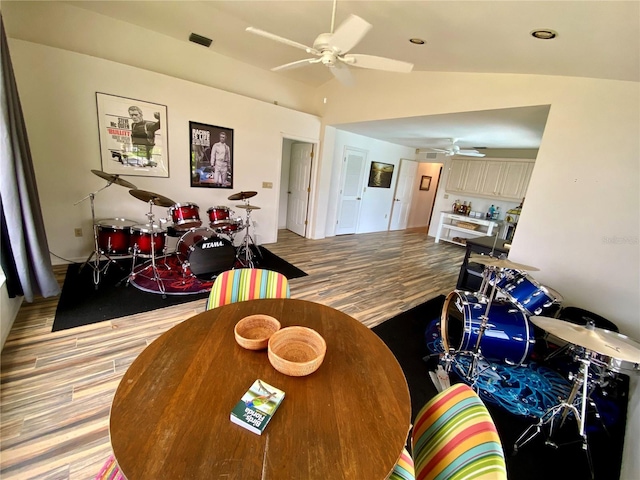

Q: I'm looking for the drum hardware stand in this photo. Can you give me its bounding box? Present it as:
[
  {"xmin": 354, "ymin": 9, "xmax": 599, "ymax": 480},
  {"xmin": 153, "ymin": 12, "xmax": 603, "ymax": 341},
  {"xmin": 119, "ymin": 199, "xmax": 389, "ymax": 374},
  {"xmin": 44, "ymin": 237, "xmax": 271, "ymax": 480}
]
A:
[
  {"xmin": 513, "ymin": 349, "xmax": 596, "ymax": 479},
  {"xmin": 75, "ymin": 186, "xmax": 123, "ymax": 289},
  {"xmin": 235, "ymin": 204, "xmax": 263, "ymax": 268},
  {"xmin": 121, "ymin": 201, "xmax": 167, "ymax": 298}
]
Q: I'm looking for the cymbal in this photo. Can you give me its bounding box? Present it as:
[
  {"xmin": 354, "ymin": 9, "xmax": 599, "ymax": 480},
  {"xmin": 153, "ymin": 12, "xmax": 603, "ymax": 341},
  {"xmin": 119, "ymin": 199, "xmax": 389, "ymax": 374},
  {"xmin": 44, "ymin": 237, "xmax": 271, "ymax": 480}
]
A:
[
  {"xmin": 91, "ymin": 169, "xmax": 137, "ymax": 189},
  {"xmin": 469, "ymin": 254, "xmax": 539, "ymax": 271},
  {"xmin": 531, "ymin": 316, "xmax": 640, "ymax": 365},
  {"xmin": 235, "ymin": 204, "xmax": 261, "ymax": 210},
  {"xmin": 228, "ymin": 191, "xmax": 257, "ymax": 201},
  {"xmin": 129, "ymin": 189, "xmax": 176, "ymax": 207}
]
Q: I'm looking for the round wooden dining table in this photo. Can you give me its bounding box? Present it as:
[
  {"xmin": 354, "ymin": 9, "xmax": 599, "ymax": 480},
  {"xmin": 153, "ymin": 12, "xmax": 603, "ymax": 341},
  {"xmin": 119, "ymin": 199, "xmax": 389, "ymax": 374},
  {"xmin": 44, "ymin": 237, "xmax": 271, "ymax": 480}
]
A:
[{"xmin": 109, "ymin": 298, "xmax": 412, "ymax": 479}]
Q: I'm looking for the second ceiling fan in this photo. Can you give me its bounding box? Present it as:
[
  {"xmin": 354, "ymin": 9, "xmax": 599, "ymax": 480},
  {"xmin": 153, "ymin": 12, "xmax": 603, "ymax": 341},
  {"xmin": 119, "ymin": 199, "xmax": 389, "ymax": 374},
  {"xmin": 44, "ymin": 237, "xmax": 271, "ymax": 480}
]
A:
[{"xmin": 245, "ymin": 0, "xmax": 414, "ymax": 85}]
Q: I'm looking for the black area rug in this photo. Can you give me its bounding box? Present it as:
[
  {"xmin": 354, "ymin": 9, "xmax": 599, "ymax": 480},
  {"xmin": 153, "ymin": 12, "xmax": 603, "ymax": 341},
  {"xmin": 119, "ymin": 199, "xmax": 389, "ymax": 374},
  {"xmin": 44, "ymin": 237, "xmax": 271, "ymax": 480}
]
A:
[
  {"xmin": 52, "ymin": 247, "xmax": 307, "ymax": 332},
  {"xmin": 372, "ymin": 296, "xmax": 628, "ymax": 480}
]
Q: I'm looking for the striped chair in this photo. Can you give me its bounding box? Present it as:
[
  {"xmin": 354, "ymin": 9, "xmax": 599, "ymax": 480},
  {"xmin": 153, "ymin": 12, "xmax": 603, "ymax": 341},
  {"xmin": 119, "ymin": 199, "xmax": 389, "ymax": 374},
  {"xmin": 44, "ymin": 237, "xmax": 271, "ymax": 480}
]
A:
[
  {"xmin": 411, "ymin": 383, "xmax": 507, "ymax": 480},
  {"xmin": 206, "ymin": 268, "xmax": 290, "ymax": 310},
  {"xmin": 388, "ymin": 447, "xmax": 416, "ymax": 480}
]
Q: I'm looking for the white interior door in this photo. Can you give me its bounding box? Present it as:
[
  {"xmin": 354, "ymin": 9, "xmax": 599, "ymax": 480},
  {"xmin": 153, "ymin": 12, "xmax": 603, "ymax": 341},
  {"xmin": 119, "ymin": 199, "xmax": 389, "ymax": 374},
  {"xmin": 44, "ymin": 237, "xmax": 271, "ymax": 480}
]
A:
[
  {"xmin": 286, "ymin": 143, "xmax": 313, "ymax": 237},
  {"xmin": 335, "ymin": 147, "xmax": 367, "ymax": 235},
  {"xmin": 389, "ymin": 159, "xmax": 418, "ymax": 231}
]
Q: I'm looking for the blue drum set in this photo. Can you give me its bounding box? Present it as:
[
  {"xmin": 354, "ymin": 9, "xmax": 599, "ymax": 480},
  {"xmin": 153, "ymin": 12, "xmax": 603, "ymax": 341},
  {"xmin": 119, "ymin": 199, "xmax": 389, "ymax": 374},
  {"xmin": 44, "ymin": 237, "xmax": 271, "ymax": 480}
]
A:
[
  {"xmin": 438, "ymin": 254, "xmax": 562, "ymax": 382},
  {"xmin": 432, "ymin": 253, "xmax": 640, "ymax": 478}
]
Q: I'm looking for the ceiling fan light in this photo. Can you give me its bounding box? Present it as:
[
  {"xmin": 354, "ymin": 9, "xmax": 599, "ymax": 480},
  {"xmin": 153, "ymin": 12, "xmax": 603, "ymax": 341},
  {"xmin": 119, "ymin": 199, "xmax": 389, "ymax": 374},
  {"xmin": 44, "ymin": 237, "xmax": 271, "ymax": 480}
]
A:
[{"xmin": 531, "ymin": 29, "xmax": 557, "ymax": 40}]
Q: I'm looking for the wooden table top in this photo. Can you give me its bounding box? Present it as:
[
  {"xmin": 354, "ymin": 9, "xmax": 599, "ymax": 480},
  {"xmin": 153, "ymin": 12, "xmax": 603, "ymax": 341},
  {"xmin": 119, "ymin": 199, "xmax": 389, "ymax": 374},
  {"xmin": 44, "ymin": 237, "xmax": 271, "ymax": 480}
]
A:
[{"xmin": 109, "ymin": 298, "xmax": 412, "ymax": 480}]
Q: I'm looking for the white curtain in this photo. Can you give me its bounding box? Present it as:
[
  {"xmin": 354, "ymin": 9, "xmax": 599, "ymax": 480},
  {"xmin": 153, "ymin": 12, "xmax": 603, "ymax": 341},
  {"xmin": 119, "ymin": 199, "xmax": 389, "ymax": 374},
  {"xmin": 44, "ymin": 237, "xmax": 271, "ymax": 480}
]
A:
[{"xmin": 0, "ymin": 15, "xmax": 59, "ymax": 302}]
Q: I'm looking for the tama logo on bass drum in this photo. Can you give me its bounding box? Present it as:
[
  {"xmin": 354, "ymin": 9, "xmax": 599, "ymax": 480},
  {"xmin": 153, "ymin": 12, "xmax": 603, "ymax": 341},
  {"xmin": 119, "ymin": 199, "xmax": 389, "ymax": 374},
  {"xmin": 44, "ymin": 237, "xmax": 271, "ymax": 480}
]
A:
[{"xmin": 201, "ymin": 240, "xmax": 226, "ymax": 249}]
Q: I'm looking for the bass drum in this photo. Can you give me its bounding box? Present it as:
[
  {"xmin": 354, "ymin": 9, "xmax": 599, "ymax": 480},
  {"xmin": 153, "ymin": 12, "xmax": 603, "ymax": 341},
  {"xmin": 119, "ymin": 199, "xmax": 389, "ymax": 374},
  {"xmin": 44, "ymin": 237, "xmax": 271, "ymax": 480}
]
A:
[
  {"xmin": 441, "ymin": 290, "xmax": 535, "ymax": 366},
  {"xmin": 176, "ymin": 228, "xmax": 236, "ymax": 280}
]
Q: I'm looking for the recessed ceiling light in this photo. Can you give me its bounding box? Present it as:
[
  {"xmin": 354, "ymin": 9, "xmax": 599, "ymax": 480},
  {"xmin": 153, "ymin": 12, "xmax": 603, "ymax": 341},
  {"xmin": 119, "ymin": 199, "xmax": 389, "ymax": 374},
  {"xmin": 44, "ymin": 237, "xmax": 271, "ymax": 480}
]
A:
[
  {"xmin": 531, "ymin": 29, "xmax": 557, "ymax": 40},
  {"xmin": 409, "ymin": 38, "xmax": 425, "ymax": 45}
]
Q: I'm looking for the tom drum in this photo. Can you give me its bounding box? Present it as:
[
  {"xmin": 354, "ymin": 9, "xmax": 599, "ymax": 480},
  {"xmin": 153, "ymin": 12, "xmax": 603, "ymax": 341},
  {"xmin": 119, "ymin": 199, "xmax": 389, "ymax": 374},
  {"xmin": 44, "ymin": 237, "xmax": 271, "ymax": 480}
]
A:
[
  {"xmin": 169, "ymin": 203, "xmax": 202, "ymax": 231},
  {"xmin": 96, "ymin": 218, "xmax": 137, "ymax": 255},
  {"xmin": 130, "ymin": 224, "xmax": 167, "ymax": 257}
]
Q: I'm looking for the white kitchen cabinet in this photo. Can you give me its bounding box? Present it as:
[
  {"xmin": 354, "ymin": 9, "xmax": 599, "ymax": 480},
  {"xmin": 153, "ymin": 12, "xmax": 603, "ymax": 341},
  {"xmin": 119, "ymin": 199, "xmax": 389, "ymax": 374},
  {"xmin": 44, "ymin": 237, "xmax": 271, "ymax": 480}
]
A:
[{"xmin": 446, "ymin": 158, "xmax": 534, "ymax": 201}]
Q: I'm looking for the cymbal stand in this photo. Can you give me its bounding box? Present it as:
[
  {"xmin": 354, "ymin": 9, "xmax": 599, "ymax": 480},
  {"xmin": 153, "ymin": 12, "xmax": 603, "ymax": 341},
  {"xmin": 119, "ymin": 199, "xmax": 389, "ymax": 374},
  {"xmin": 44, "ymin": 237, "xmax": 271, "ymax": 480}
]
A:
[
  {"xmin": 76, "ymin": 182, "xmax": 121, "ymax": 289},
  {"xmin": 461, "ymin": 269, "xmax": 502, "ymax": 386},
  {"xmin": 513, "ymin": 350, "xmax": 595, "ymax": 479},
  {"xmin": 235, "ymin": 205, "xmax": 262, "ymax": 268},
  {"xmin": 125, "ymin": 200, "xmax": 167, "ymax": 297}
]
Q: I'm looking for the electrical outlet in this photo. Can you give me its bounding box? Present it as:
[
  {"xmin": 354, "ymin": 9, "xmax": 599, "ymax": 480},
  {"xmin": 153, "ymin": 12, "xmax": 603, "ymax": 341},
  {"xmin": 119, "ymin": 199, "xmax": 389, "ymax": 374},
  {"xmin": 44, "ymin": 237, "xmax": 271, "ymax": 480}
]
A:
[
  {"xmin": 74, "ymin": 228, "xmax": 83, "ymax": 237},
  {"xmin": 262, "ymin": 181, "xmax": 273, "ymax": 189}
]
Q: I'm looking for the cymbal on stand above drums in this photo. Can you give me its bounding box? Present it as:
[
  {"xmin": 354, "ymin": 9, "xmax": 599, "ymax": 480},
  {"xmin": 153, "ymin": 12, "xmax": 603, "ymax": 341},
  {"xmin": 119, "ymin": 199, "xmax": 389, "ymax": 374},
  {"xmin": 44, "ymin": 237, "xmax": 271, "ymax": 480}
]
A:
[
  {"xmin": 91, "ymin": 169, "xmax": 137, "ymax": 190},
  {"xmin": 228, "ymin": 191, "xmax": 257, "ymax": 201},
  {"xmin": 129, "ymin": 189, "xmax": 176, "ymax": 207},
  {"xmin": 235, "ymin": 204, "xmax": 261, "ymax": 210},
  {"xmin": 531, "ymin": 316, "xmax": 640, "ymax": 365},
  {"xmin": 469, "ymin": 254, "xmax": 539, "ymax": 272}
]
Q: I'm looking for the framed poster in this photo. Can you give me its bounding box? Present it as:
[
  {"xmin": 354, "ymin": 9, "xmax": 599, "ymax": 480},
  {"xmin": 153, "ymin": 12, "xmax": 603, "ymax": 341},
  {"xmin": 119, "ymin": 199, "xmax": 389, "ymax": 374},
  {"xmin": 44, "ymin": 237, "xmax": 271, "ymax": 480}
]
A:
[
  {"xmin": 190, "ymin": 122, "xmax": 234, "ymax": 189},
  {"xmin": 420, "ymin": 175, "xmax": 432, "ymax": 191},
  {"xmin": 367, "ymin": 162, "xmax": 394, "ymax": 188},
  {"xmin": 96, "ymin": 93, "xmax": 169, "ymax": 177}
]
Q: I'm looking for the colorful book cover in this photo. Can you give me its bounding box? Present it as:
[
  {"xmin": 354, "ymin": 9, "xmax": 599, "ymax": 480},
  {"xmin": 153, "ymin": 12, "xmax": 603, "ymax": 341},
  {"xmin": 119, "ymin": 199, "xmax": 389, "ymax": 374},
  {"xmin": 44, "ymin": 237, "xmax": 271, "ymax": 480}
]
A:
[{"xmin": 230, "ymin": 379, "xmax": 285, "ymax": 435}]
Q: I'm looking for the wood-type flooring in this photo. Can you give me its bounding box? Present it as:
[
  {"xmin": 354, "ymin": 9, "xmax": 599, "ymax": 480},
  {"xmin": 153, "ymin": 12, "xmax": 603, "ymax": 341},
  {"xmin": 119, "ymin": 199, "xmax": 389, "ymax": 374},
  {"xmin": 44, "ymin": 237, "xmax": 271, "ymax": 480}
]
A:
[{"xmin": 0, "ymin": 228, "xmax": 464, "ymax": 479}]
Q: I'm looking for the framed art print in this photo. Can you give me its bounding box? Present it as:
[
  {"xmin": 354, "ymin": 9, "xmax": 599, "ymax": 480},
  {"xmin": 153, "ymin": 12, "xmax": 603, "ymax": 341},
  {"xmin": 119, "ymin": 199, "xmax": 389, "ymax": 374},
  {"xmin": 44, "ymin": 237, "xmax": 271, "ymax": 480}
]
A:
[
  {"xmin": 420, "ymin": 175, "xmax": 432, "ymax": 191},
  {"xmin": 367, "ymin": 162, "xmax": 394, "ymax": 188},
  {"xmin": 190, "ymin": 122, "xmax": 234, "ymax": 189},
  {"xmin": 96, "ymin": 93, "xmax": 169, "ymax": 177}
]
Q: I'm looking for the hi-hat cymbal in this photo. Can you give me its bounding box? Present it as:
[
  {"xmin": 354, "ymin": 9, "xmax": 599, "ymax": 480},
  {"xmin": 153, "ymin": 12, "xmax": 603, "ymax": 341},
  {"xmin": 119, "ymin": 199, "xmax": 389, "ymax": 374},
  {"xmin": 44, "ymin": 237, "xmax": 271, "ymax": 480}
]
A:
[
  {"xmin": 228, "ymin": 191, "xmax": 257, "ymax": 201},
  {"xmin": 129, "ymin": 189, "xmax": 176, "ymax": 207},
  {"xmin": 91, "ymin": 169, "xmax": 137, "ymax": 189},
  {"xmin": 531, "ymin": 316, "xmax": 640, "ymax": 365},
  {"xmin": 469, "ymin": 254, "xmax": 539, "ymax": 271},
  {"xmin": 235, "ymin": 204, "xmax": 261, "ymax": 210}
]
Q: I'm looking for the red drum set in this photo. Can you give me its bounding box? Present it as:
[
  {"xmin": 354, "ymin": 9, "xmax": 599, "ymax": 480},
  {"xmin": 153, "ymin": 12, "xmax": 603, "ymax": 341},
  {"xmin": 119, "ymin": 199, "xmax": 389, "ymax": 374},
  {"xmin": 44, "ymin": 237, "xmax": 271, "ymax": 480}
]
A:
[
  {"xmin": 435, "ymin": 252, "xmax": 640, "ymax": 476},
  {"xmin": 78, "ymin": 170, "xmax": 262, "ymax": 294}
]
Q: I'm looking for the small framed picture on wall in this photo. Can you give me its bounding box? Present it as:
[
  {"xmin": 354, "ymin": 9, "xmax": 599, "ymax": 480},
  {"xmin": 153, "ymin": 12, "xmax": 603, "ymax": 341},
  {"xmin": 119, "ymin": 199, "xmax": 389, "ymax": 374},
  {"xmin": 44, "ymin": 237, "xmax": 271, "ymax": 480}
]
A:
[
  {"xmin": 367, "ymin": 162, "xmax": 394, "ymax": 188},
  {"xmin": 420, "ymin": 175, "xmax": 432, "ymax": 191},
  {"xmin": 190, "ymin": 122, "xmax": 234, "ymax": 189}
]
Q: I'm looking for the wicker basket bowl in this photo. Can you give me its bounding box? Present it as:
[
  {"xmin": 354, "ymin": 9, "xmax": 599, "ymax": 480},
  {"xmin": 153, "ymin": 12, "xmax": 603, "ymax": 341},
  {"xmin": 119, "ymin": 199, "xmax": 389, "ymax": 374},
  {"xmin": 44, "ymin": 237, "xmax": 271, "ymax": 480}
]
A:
[
  {"xmin": 268, "ymin": 326, "xmax": 327, "ymax": 376},
  {"xmin": 234, "ymin": 314, "xmax": 281, "ymax": 350}
]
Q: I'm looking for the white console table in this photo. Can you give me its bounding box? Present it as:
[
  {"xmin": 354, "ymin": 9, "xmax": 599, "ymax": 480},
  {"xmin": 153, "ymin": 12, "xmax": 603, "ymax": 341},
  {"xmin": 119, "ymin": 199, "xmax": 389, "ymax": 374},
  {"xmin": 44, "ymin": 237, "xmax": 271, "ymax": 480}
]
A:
[{"xmin": 434, "ymin": 211, "xmax": 500, "ymax": 246}]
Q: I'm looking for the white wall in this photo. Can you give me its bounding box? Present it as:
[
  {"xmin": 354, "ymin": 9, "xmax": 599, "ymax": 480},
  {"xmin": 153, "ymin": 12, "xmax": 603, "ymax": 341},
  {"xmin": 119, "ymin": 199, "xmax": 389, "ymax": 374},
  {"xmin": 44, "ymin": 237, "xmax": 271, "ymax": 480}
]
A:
[
  {"xmin": 325, "ymin": 130, "xmax": 417, "ymax": 236},
  {"xmin": 9, "ymin": 40, "xmax": 322, "ymax": 264}
]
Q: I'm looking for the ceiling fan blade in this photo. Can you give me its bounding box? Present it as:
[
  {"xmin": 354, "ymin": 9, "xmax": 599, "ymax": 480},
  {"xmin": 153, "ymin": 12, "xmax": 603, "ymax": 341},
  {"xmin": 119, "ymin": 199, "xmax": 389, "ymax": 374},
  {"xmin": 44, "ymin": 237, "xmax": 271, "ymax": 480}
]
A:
[
  {"xmin": 343, "ymin": 54, "xmax": 414, "ymax": 73},
  {"xmin": 246, "ymin": 26, "xmax": 317, "ymax": 54},
  {"xmin": 271, "ymin": 58, "xmax": 321, "ymax": 72},
  {"xmin": 329, "ymin": 62, "xmax": 355, "ymax": 86},
  {"xmin": 458, "ymin": 151, "xmax": 486, "ymax": 157},
  {"xmin": 328, "ymin": 15, "xmax": 371, "ymax": 54}
]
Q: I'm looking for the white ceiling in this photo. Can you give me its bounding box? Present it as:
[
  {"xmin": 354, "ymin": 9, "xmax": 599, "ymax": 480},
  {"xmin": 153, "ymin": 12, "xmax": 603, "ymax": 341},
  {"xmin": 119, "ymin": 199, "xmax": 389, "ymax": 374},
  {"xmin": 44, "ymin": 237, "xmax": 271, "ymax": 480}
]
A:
[{"xmin": 29, "ymin": 1, "xmax": 640, "ymax": 150}]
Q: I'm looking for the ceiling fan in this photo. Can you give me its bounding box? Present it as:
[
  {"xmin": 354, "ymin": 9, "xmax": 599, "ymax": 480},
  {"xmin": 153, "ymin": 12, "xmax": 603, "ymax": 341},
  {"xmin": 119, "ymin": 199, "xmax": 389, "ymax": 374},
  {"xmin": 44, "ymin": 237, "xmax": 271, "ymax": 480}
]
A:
[
  {"xmin": 245, "ymin": 0, "xmax": 414, "ymax": 85},
  {"xmin": 420, "ymin": 139, "xmax": 486, "ymax": 158}
]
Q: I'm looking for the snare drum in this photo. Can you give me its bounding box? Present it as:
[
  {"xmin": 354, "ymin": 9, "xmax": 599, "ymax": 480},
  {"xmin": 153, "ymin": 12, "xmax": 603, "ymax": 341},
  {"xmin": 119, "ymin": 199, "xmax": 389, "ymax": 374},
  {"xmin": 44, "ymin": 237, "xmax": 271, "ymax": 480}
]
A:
[
  {"xmin": 501, "ymin": 273, "xmax": 563, "ymax": 316},
  {"xmin": 207, "ymin": 206, "xmax": 232, "ymax": 224},
  {"xmin": 96, "ymin": 218, "xmax": 137, "ymax": 255},
  {"xmin": 212, "ymin": 218, "xmax": 244, "ymax": 234},
  {"xmin": 130, "ymin": 224, "xmax": 167, "ymax": 257},
  {"xmin": 169, "ymin": 203, "xmax": 202, "ymax": 230},
  {"xmin": 441, "ymin": 290, "xmax": 535, "ymax": 366}
]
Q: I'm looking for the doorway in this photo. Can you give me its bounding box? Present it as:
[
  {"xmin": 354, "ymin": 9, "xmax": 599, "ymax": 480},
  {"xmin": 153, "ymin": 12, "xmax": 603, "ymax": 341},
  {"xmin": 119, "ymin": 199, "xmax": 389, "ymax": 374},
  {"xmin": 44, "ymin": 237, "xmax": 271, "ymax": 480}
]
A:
[{"xmin": 279, "ymin": 139, "xmax": 314, "ymax": 238}]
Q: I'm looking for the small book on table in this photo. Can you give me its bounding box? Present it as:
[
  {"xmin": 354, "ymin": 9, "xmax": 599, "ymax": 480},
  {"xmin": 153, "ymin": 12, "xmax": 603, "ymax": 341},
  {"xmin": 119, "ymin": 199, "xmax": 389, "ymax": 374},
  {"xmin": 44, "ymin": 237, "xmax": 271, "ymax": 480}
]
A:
[{"xmin": 230, "ymin": 379, "xmax": 285, "ymax": 435}]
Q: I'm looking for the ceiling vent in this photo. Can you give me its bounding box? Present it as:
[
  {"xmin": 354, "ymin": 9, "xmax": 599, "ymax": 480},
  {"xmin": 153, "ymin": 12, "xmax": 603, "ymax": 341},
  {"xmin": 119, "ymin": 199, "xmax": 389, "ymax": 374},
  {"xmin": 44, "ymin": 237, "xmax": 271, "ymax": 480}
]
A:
[{"xmin": 189, "ymin": 33, "xmax": 213, "ymax": 48}]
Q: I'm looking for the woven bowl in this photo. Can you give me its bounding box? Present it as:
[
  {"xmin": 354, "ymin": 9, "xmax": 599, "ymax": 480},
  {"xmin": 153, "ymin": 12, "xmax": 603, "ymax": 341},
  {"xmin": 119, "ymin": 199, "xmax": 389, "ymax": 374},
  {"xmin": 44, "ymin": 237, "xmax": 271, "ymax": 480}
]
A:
[
  {"xmin": 234, "ymin": 314, "xmax": 281, "ymax": 350},
  {"xmin": 268, "ymin": 326, "xmax": 326, "ymax": 376}
]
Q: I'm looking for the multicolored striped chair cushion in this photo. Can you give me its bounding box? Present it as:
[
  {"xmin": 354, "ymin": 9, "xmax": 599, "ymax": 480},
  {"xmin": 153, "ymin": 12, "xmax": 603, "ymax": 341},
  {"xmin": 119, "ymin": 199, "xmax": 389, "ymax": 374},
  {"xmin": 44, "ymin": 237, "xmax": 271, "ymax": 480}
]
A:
[
  {"xmin": 411, "ymin": 383, "xmax": 507, "ymax": 480},
  {"xmin": 95, "ymin": 455, "xmax": 124, "ymax": 480},
  {"xmin": 388, "ymin": 447, "xmax": 416, "ymax": 480},
  {"xmin": 206, "ymin": 268, "xmax": 290, "ymax": 310}
]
